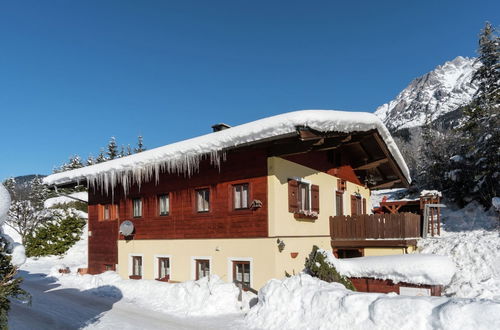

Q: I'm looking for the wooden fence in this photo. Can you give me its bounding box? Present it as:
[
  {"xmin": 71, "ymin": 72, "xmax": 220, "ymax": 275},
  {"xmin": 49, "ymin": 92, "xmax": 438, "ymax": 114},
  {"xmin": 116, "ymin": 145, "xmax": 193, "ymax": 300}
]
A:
[{"xmin": 330, "ymin": 213, "xmax": 421, "ymax": 240}]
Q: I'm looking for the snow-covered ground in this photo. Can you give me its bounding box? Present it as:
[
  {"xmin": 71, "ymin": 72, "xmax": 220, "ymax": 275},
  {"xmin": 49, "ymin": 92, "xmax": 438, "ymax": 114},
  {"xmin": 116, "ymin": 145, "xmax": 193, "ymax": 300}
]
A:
[
  {"xmin": 11, "ymin": 223, "xmax": 251, "ymax": 329},
  {"xmin": 418, "ymin": 202, "xmax": 500, "ymax": 301},
  {"xmin": 8, "ymin": 196, "xmax": 500, "ymax": 329}
]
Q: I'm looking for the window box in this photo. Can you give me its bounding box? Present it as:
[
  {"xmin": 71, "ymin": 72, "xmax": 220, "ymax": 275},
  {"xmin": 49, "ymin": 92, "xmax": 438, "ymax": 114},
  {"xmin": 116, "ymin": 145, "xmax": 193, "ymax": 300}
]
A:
[
  {"xmin": 293, "ymin": 211, "xmax": 318, "ymax": 220},
  {"xmin": 129, "ymin": 275, "xmax": 142, "ymax": 280},
  {"xmin": 155, "ymin": 276, "xmax": 170, "ymax": 282}
]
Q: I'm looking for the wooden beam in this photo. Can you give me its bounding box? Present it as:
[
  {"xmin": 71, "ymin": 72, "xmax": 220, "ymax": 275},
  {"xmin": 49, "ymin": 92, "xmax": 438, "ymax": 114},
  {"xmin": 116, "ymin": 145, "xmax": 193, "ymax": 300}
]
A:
[
  {"xmin": 370, "ymin": 179, "xmax": 401, "ymax": 190},
  {"xmin": 371, "ymin": 133, "xmax": 409, "ymax": 187},
  {"xmin": 331, "ymin": 239, "xmax": 417, "ymax": 248},
  {"xmin": 354, "ymin": 158, "xmax": 389, "ymax": 170}
]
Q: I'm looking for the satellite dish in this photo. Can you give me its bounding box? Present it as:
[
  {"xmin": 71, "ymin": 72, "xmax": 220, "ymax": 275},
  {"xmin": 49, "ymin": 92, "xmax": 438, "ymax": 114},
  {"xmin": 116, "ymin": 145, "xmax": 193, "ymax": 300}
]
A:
[{"xmin": 119, "ymin": 220, "xmax": 134, "ymax": 236}]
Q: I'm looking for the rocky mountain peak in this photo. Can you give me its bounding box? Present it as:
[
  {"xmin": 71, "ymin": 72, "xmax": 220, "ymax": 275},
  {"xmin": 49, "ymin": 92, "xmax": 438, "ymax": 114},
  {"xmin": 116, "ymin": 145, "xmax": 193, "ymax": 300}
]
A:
[{"xmin": 375, "ymin": 56, "xmax": 480, "ymax": 132}]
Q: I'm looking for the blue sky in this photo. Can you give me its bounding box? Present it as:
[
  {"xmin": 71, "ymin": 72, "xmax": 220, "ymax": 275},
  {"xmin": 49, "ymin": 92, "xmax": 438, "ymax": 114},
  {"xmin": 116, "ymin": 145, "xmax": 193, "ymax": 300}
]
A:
[{"xmin": 0, "ymin": 0, "xmax": 498, "ymax": 180}]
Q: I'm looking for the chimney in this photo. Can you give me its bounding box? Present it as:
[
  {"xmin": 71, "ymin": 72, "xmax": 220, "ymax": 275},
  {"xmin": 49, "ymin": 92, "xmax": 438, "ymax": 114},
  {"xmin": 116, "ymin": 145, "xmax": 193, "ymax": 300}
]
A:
[{"xmin": 211, "ymin": 123, "xmax": 231, "ymax": 132}]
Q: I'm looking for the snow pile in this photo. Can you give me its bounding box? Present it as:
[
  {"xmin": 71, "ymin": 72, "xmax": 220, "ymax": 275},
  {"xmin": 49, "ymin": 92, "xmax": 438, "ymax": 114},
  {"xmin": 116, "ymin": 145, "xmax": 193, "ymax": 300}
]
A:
[
  {"xmin": 370, "ymin": 188, "xmax": 409, "ymax": 207},
  {"xmin": 418, "ymin": 203, "xmax": 500, "ymax": 300},
  {"xmin": 50, "ymin": 271, "xmax": 254, "ymax": 317},
  {"xmin": 420, "ymin": 190, "xmax": 442, "ymax": 197},
  {"xmin": 43, "ymin": 110, "xmax": 410, "ymax": 194},
  {"xmin": 323, "ymin": 250, "xmax": 455, "ymax": 285},
  {"xmin": 44, "ymin": 191, "xmax": 88, "ymax": 208},
  {"xmin": 0, "ymin": 183, "xmax": 26, "ymax": 266},
  {"xmin": 246, "ymin": 274, "xmax": 500, "ymax": 330}
]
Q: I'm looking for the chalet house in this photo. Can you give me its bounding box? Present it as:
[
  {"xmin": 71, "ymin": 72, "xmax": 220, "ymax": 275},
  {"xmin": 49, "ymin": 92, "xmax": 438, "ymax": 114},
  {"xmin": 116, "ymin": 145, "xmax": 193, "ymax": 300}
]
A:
[{"xmin": 43, "ymin": 110, "xmax": 411, "ymax": 289}]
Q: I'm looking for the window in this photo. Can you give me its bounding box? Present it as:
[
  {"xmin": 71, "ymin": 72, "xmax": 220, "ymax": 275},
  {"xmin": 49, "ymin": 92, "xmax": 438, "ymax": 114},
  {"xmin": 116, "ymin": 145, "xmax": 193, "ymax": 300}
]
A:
[
  {"xmin": 335, "ymin": 192, "xmax": 343, "ymax": 216},
  {"xmin": 132, "ymin": 256, "xmax": 142, "ymax": 278},
  {"xmin": 133, "ymin": 198, "xmax": 142, "ymax": 218},
  {"xmin": 288, "ymin": 179, "xmax": 320, "ymax": 215},
  {"xmin": 195, "ymin": 259, "xmax": 210, "ymax": 280},
  {"xmin": 104, "ymin": 264, "xmax": 114, "ymax": 271},
  {"xmin": 196, "ymin": 189, "xmax": 210, "ymax": 212},
  {"xmin": 298, "ymin": 182, "xmax": 310, "ymax": 212},
  {"xmin": 335, "ymin": 249, "xmax": 363, "ymax": 259},
  {"xmin": 351, "ymin": 195, "xmax": 362, "ymax": 216},
  {"xmin": 158, "ymin": 194, "xmax": 170, "ymax": 216},
  {"xmin": 233, "ymin": 261, "xmax": 251, "ymax": 287},
  {"xmin": 157, "ymin": 257, "xmax": 170, "ymax": 280},
  {"xmin": 103, "ymin": 205, "xmax": 110, "ymax": 220},
  {"xmin": 233, "ymin": 184, "xmax": 249, "ymax": 209}
]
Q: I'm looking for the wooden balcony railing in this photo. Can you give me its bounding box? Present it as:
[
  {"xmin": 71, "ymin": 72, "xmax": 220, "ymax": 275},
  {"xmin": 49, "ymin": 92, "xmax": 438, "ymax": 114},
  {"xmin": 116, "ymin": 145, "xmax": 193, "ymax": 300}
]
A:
[{"xmin": 330, "ymin": 213, "xmax": 421, "ymax": 240}]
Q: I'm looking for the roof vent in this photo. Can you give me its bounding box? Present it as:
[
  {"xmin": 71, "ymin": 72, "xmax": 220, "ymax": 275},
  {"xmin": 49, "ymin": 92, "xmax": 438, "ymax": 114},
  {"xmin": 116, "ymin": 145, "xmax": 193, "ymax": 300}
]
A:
[{"xmin": 211, "ymin": 123, "xmax": 231, "ymax": 132}]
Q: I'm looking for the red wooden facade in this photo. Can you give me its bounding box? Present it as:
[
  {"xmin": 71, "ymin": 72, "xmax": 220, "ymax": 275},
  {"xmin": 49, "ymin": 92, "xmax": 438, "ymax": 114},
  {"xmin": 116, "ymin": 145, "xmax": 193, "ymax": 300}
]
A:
[
  {"xmin": 87, "ymin": 148, "xmax": 269, "ymax": 274},
  {"xmin": 350, "ymin": 277, "xmax": 442, "ymax": 296}
]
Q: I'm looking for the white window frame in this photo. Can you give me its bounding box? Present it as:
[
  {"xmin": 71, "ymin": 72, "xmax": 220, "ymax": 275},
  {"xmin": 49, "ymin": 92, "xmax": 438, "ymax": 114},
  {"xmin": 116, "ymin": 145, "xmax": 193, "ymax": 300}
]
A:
[
  {"xmin": 128, "ymin": 253, "xmax": 144, "ymax": 277},
  {"xmin": 132, "ymin": 198, "xmax": 142, "ymax": 218},
  {"xmin": 292, "ymin": 177, "xmax": 312, "ymax": 212},
  {"xmin": 158, "ymin": 194, "xmax": 170, "ymax": 216},
  {"xmin": 196, "ymin": 189, "xmax": 210, "ymax": 212},
  {"xmin": 233, "ymin": 183, "xmax": 249, "ymax": 209},
  {"xmin": 154, "ymin": 254, "xmax": 172, "ymax": 280},
  {"xmin": 190, "ymin": 256, "xmax": 212, "ymax": 280},
  {"xmin": 227, "ymin": 257, "xmax": 253, "ymax": 289}
]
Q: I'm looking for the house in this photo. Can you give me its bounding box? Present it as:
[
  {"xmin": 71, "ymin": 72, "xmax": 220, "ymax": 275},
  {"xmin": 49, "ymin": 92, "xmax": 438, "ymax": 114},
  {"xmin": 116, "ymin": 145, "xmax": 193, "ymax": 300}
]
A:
[{"xmin": 43, "ymin": 110, "xmax": 411, "ymax": 289}]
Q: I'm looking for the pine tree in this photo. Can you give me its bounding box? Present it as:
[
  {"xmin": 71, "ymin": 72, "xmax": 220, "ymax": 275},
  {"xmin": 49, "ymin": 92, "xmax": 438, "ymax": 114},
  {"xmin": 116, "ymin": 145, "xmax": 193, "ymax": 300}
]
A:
[
  {"xmin": 0, "ymin": 237, "xmax": 30, "ymax": 328},
  {"xmin": 106, "ymin": 137, "xmax": 119, "ymax": 160},
  {"xmin": 126, "ymin": 145, "xmax": 132, "ymax": 156},
  {"xmin": 25, "ymin": 209, "xmax": 86, "ymax": 257},
  {"xmin": 96, "ymin": 149, "xmax": 106, "ymax": 163},
  {"xmin": 86, "ymin": 154, "xmax": 96, "ymax": 166},
  {"xmin": 134, "ymin": 135, "xmax": 145, "ymax": 153},
  {"xmin": 461, "ymin": 22, "xmax": 500, "ymax": 206}
]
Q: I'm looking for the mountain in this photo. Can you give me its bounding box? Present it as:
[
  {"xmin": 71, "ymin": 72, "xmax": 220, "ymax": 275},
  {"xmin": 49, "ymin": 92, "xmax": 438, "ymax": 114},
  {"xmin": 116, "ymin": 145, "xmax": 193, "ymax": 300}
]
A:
[{"xmin": 375, "ymin": 56, "xmax": 480, "ymax": 132}]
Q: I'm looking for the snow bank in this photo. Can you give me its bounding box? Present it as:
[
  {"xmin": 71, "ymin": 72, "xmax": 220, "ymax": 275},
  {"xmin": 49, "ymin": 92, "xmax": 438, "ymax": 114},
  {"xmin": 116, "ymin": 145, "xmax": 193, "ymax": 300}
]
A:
[
  {"xmin": 322, "ymin": 250, "xmax": 455, "ymax": 285},
  {"xmin": 417, "ymin": 203, "xmax": 500, "ymax": 301},
  {"xmin": 44, "ymin": 191, "xmax": 88, "ymax": 208},
  {"xmin": 0, "ymin": 184, "xmax": 11, "ymax": 225},
  {"xmin": 420, "ymin": 190, "xmax": 442, "ymax": 197},
  {"xmin": 43, "ymin": 110, "xmax": 410, "ymax": 193},
  {"xmin": 50, "ymin": 271, "xmax": 254, "ymax": 317},
  {"xmin": 246, "ymin": 274, "xmax": 500, "ymax": 330},
  {"xmin": 0, "ymin": 183, "xmax": 27, "ymax": 266}
]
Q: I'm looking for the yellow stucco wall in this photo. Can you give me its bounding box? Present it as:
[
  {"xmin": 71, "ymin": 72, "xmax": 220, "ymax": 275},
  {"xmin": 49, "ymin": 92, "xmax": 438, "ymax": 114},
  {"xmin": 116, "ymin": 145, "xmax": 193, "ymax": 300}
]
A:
[
  {"xmin": 267, "ymin": 157, "xmax": 371, "ymax": 237},
  {"xmin": 118, "ymin": 236, "xmax": 331, "ymax": 289}
]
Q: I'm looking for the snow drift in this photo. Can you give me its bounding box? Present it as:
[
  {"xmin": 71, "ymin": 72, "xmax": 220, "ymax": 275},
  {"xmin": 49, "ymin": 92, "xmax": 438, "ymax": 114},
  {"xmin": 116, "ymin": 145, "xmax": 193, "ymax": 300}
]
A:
[
  {"xmin": 246, "ymin": 274, "xmax": 500, "ymax": 330},
  {"xmin": 50, "ymin": 271, "xmax": 254, "ymax": 317},
  {"xmin": 323, "ymin": 251, "xmax": 455, "ymax": 285},
  {"xmin": 43, "ymin": 110, "xmax": 410, "ymax": 194}
]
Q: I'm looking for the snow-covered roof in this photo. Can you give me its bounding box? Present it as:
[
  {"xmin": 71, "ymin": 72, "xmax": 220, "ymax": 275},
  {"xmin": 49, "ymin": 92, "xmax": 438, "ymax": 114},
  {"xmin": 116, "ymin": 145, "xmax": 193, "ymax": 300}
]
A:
[
  {"xmin": 43, "ymin": 110, "xmax": 411, "ymax": 192},
  {"xmin": 323, "ymin": 250, "xmax": 455, "ymax": 285}
]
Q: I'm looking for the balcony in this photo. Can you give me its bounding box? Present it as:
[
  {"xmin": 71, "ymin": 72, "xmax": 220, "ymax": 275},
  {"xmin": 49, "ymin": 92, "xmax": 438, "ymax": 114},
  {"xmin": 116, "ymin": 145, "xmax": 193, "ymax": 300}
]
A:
[{"xmin": 330, "ymin": 213, "xmax": 421, "ymax": 248}]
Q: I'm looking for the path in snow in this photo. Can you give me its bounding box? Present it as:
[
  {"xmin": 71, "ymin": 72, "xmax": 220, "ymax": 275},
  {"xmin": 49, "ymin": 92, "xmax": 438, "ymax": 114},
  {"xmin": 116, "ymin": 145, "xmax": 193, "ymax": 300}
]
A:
[{"xmin": 10, "ymin": 269, "xmax": 248, "ymax": 330}]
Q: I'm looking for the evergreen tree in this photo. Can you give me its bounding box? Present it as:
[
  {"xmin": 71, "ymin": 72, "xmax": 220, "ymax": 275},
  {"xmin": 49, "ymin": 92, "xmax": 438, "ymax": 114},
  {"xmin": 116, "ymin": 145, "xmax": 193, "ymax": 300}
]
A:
[
  {"xmin": 106, "ymin": 137, "xmax": 118, "ymax": 160},
  {"xmin": 461, "ymin": 22, "xmax": 500, "ymax": 206},
  {"xmin": 86, "ymin": 154, "xmax": 96, "ymax": 166},
  {"xmin": 126, "ymin": 145, "xmax": 132, "ymax": 156},
  {"xmin": 25, "ymin": 210, "xmax": 86, "ymax": 257},
  {"xmin": 95, "ymin": 149, "xmax": 106, "ymax": 163},
  {"xmin": 119, "ymin": 145, "xmax": 126, "ymax": 158},
  {"xmin": 0, "ymin": 237, "xmax": 30, "ymax": 328},
  {"xmin": 134, "ymin": 135, "xmax": 145, "ymax": 153}
]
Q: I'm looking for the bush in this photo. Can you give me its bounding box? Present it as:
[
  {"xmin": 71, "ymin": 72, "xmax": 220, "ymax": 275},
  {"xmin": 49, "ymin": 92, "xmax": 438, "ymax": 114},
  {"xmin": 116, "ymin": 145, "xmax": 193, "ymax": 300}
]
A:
[
  {"xmin": 304, "ymin": 245, "xmax": 356, "ymax": 291},
  {"xmin": 25, "ymin": 210, "xmax": 85, "ymax": 257}
]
